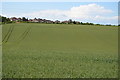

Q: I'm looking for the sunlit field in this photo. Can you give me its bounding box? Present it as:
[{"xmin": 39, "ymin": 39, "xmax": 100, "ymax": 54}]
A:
[{"xmin": 2, "ymin": 23, "xmax": 118, "ymax": 78}]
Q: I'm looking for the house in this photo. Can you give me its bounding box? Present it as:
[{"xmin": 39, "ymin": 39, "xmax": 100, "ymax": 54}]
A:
[
  {"xmin": 17, "ymin": 18, "xmax": 22, "ymax": 21},
  {"xmin": 45, "ymin": 20, "xmax": 53, "ymax": 23},
  {"xmin": 10, "ymin": 17, "xmax": 18, "ymax": 21},
  {"xmin": 37, "ymin": 18, "xmax": 44, "ymax": 23},
  {"xmin": 28, "ymin": 19, "xmax": 33, "ymax": 22},
  {"xmin": 55, "ymin": 20, "xmax": 60, "ymax": 24},
  {"xmin": 32, "ymin": 18, "xmax": 39, "ymax": 22},
  {"xmin": 61, "ymin": 21, "xmax": 69, "ymax": 24}
]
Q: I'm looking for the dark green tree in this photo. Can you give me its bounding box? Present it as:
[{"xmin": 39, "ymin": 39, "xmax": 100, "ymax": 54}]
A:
[
  {"xmin": 68, "ymin": 19, "xmax": 72, "ymax": 24},
  {"xmin": 0, "ymin": 16, "xmax": 11, "ymax": 24},
  {"xmin": 22, "ymin": 17, "xmax": 28, "ymax": 21}
]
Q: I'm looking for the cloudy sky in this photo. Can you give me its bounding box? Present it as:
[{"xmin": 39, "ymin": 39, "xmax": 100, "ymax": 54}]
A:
[{"xmin": 1, "ymin": 2, "xmax": 118, "ymax": 25}]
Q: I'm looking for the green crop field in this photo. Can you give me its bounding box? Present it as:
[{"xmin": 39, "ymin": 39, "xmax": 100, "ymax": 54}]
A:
[{"xmin": 2, "ymin": 23, "xmax": 118, "ymax": 78}]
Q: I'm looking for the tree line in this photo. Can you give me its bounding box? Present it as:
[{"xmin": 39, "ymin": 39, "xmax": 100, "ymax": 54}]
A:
[{"xmin": 0, "ymin": 16, "xmax": 117, "ymax": 26}]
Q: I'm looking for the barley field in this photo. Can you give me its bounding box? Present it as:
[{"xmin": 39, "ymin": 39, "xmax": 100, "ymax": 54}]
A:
[{"xmin": 2, "ymin": 23, "xmax": 118, "ymax": 78}]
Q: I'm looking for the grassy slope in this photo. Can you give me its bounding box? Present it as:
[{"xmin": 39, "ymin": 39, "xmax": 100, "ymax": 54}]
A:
[{"xmin": 2, "ymin": 23, "xmax": 118, "ymax": 78}]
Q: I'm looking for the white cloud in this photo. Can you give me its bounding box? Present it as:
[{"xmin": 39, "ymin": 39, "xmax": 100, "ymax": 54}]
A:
[
  {"xmin": 3, "ymin": 3, "xmax": 118, "ymax": 25},
  {"xmin": 93, "ymin": 16, "xmax": 118, "ymax": 24},
  {"xmin": 68, "ymin": 4, "xmax": 112, "ymax": 18},
  {"xmin": 21, "ymin": 10, "xmax": 69, "ymax": 20},
  {"xmin": 0, "ymin": 14, "xmax": 7, "ymax": 17}
]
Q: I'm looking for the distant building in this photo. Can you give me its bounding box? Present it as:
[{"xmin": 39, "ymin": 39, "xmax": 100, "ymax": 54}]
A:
[
  {"xmin": 55, "ymin": 20, "xmax": 60, "ymax": 24},
  {"xmin": 17, "ymin": 18, "xmax": 22, "ymax": 21},
  {"xmin": 38, "ymin": 18, "xmax": 44, "ymax": 23},
  {"xmin": 9, "ymin": 17, "xmax": 82, "ymax": 25},
  {"xmin": 62, "ymin": 21, "xmax": 69, "ymax": 24},
  {"xmin": 45, "ymin": 20, "xmax": 54, "ymax": 23},
  {"xmin": 10, "ymin": 17, "xmax": 18, "ymax": 21},
  {"xmin": 32, "ymin": 18, "xmax": 39, "ymax": 22},
  {"xmin": 28, "ymin": 19, "xmax": 33, "ymax": 22}
]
